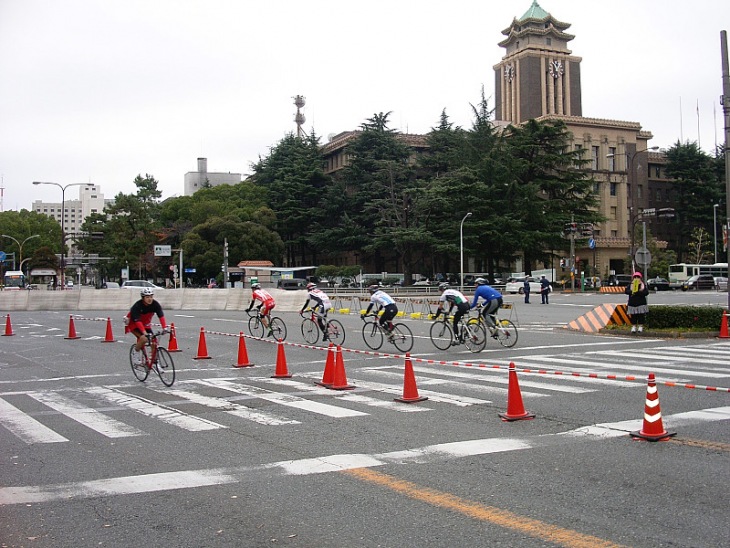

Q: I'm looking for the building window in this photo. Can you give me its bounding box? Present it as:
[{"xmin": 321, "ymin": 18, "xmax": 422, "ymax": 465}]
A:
[
  {"xmin": 591, "ymin": 146, "xmax": 599, "ymax": 170},
  {"xmin": 610, "ymin": 206, "xmax": 617, "ymax": 219},
  {"xmin": 546, "ymin": 38, "xmax": 552, "ymax": 45},
  {"xmin": 608, "ymin": 147, "xmax": 616, "ymax": 171},
  {"xmin": 593, "ymin": 182, "xmax": 601, "ymax": 194},
  {"xmin": 610, "ymin": 183, "xmax": 617, "ymax": 196},
  {"xmin": 656, "ymin": 190, "xmax": 661, "ymax": 202},
  {"xmin": 637, "ymin": 185, "xmax": 643, "ymax": 199},
  {"xmin": 611, "ymin": 230, "xmax": 618, "ymax": 237},
  {"xmin": 654, "ymin": 166, "xmax": 661, "ymax": 178}
]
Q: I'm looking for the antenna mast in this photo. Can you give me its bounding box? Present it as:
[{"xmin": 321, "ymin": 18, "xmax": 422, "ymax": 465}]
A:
[{"xmin": 293, "ymin": 95, "xmax": 306, "ymax": 138}]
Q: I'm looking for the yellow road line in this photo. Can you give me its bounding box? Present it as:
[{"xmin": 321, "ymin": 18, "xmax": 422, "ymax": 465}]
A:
[{"xmin": 344, "ymin": 468, "xmax": 627, "ymax": 548}]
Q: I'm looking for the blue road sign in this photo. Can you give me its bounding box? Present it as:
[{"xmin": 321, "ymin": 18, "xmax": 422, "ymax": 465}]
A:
[{"xmin": 588, "ymin": 238, "xmax": 596, "ymax": 249}]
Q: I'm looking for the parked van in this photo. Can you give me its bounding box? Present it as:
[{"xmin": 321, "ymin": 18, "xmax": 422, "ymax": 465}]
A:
[{"xmin": 277, "ymin": 278, "xmax": 308, "ymax": 290}]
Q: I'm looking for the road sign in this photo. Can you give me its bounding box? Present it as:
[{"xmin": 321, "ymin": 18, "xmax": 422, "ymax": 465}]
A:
[
  {"xmin": 154, "ymin": 245, "xmax": 171, "ymax": 257},
  {"xmin": 635, "ymin": 247, "xmax": 652, "ymax": 267},
  {"xmin": 0, "ymin": 251, "xmax": 5, "ymax": 262},
  {"xmin": 588, "ymin": 238, "xmax": 596, "ymax": 249}
]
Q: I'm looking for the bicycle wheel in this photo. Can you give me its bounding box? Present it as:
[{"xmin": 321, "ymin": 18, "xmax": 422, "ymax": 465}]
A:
[
  {"xmin": 326, "ymin": 319, "xmax": 346, "ymax": 347},
  {"xmin": 463, "ymin": 319, "xmax": 487, "ymax": 353},
  {"xmin": 270, "ymin": 317, "xmax": 287, "ymax": 341},
  {"xmin": 248, "ymin": 316, "xmax": 264, "ymax": 338},
  {"xmin": 129, "ymin": 345, "xmax": 149, "ymax": 381},
  {"xmin": 390, "ymin": 323, "xmax": 413, "ymax": 353},
  {"xmin": 429, "ymin": 321, "xmax": 453, "ymax": 350},
  {"xmin": 362, "ymin": 320, "xmax": 384, "ymax": 350},
  {"xmin": 301, "ymin": 318, "xmax": 319, "ymax": 344},
  {"xmin": 155, "ymin": 347, "xmax": 176, "ymax": 387},
  {"xmin": 496, "ymin": 319, "xmax": 518, "ymax": 348}
]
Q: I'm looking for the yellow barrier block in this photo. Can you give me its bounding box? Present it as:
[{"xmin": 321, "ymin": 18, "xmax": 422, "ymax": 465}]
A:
[
  {"xmin": 410, "ymin": 312, "xmax": 422, "ymax": 319},
  {"xmin": 339, "ymin": 308, "xmax": 350, "ymax": 314},
  {"xmin": 396, "ymin": 311, "xmax": 405, "ymax": 317}
]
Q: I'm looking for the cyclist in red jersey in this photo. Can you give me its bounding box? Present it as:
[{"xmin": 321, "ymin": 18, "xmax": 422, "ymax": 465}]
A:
[
  {"xmin": 246, "ymin": 282, "xmax": 276, "ymax": 336},
  {"xmin": 125, "ymin": 287, "xmax": 169, "ymax": 365}
]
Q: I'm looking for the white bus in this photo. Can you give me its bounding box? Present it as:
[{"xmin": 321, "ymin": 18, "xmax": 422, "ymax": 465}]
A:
[
  {"xmin": 2, "ymin": 270, "xmax": 26, "ymax": 289},
  {"xmin": 668, "ymin": 263, "xmax": 728, "ymax": 283}
]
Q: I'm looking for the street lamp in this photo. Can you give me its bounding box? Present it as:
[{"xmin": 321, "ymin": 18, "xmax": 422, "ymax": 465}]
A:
[
  {"xmin": 460, "ymin": 212, "xmax": 472, "ymax": 293},
  {"xmin": 713, "ymin": 203, "xmax": 720, "ymax": 264},
  {"xmin": 607, "ymin": 146, "xmax": 659, "ymax": 272},
  {"xmin": 33, "ymin": 181, "xmax": 86, "ymax": 289},
  {"xmin": 1, "ymin": 234, "xmax": 40, "ymax": 275}
]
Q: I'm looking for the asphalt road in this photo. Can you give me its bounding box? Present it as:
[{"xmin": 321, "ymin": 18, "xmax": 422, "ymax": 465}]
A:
[{"xmin": 1, "ymin": 290, "xmax": 728, "ymax": 547}]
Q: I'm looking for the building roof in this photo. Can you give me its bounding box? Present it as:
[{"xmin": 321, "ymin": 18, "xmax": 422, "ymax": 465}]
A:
[{"xmin": 519, "ymin": 0, "xmax": 549, "ymax": 21}]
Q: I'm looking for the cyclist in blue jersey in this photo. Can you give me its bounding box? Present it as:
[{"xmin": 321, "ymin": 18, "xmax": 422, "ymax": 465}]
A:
[
  {"xmin": 361, "ymin": 285, "xmax": 398, "ymax": 333},
  {"xmin": 470, "ymin": 277, "xmax": 504, "ymax": 335},
  {"xmin": 433, "ymin": 282, "xmax": 470, "ymax": 343}
]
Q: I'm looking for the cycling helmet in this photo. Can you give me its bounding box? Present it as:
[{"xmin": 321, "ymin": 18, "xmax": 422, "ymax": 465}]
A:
[
  {"xmin": 251, "ymin": 282, "xmax": 261, "ymax": 289},
  {"xmin": 632, "ymin": 272, "xmax": 642, "ymax": 278},
  {"xmin": 438, "ymin": 282, "xmax": 449, "ymax": 291},
  {"xmin": 140, "ymin": 287, "xmax": 155, "ymax": 297},
  {"xmin": 368, "ymin": 284, "xmax": 380, "ymax": 294},
  {"xmin": 474, "ymin": 277, "xmax": 488, "ymax": 286},
  {"xmin": 306, "ymin": 282, "xmax": 316, "ymax": 290}
]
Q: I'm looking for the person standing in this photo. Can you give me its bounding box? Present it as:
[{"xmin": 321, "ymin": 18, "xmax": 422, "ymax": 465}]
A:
[
  {"xmin": 625, "ymin": 272, "xmax": 649, "ymax": 333},
  {"xmin": 540, "ymin": 275, "xmax": 550, "ymax": 304},
  {"xmin": 523, "ymin": 278, "xmax": 531, "ymax": 304}
]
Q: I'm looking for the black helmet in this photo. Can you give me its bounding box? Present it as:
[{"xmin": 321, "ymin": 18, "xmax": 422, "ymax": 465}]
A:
[
  {"xmin": 438, "ymin": 282, "xmax": 449, "ymax": 291},
  {"xmin": 474, "ymin": 277, "xmax": 488, "ymax": 286},
  {"xmin": 368, "ymin": 284, "xmax": 379, "ymax": 294}
]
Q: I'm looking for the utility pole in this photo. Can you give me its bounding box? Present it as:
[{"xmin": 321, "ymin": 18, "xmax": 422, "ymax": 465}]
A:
[{"xmin": 721, "ymin": 31, "xmax": 730, "ymax": 308}]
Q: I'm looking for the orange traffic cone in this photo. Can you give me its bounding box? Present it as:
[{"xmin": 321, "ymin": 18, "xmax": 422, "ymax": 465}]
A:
[
  {"xmin": 395, "ymin": 353, "xmax": 428, "ymax": 403},
  {"xmin": 631, "ymin": 372, "xmax": 676, "ymax": 441},
  {"xmin": 719, "ymin": 310, "xmax": 729, "ymax": 339},
  {"xmin": 498, "ymin": 362, "xmax": 535, "ymax": 421},
  {"xmin": 331, "ymin": 345, "xmax": 355, "ymax": 390},
  {"xmin": 233, "ymin": 331, "xmax": 253, "ymax": 368},
  {"xmin": 64, "ymin": 315, "xmax": 80, "ymax": 340},
  {"xmin": 102, "ymin": 317, "xmax": 115, "ymax": 343},
  {"xmin": 315, "ymin": 342, "xmax": 336, "ymax": 387},
  {"xmin": 193, "ymin": 327, "xmax": 212, "ymax": 360},
  {"xmin": 3, "ymin": 314, "xmax": 14, "ymax": 336},
  {"xmin": 271, "ymin": 339, "xmax": 292, "ymax": 378},
  {"xmin": 167, "ymin": 323, "xmax": 181, "ymax": 352}
]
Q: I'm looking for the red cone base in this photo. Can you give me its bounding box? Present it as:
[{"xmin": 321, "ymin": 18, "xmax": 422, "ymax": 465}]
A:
[
  {"xmin": 498, "ymin": 362, "xmax": 535, "ymax": 421},
  {"xmin": 315, "ymin": 343, "xmax": 336, "ymax": 387},
  {"xmin": 630, "ymin": 372, "xmax": 676, "ymax": 441},
  {"xmin": 394, "ymin": 353, "xmax": 427, "ymax": 403}
]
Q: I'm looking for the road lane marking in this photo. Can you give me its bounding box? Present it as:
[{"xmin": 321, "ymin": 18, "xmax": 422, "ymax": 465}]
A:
[{"xmin": 0, "ymin": 397, "xmax": 68, "ymax": 443}]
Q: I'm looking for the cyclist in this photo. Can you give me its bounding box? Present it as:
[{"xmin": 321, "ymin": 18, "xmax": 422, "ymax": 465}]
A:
[
  {"xmin": 433, "ymin": 282, "xmax": 470, "ymax": 344},
  {"xmin": 361, "ymin": 284, "xmax": 398, "ymax": 336},
  {"xmin": 246, "ymin": 282, "xmax": 276, "ymax": 337},
  {"xmin": 126, "ymin": 287, "xmax": 169, "ymax": 366},
  {"xmin": 470, "ymin": 277, "xmax": 503, "ymax": 336},
  {"xmin": 300, "ymin": 282, "xmax": 333, "ymax": 340}
]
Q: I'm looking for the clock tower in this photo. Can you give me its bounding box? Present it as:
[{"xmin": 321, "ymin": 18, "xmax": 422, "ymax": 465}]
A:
[{"xmin": 494, "ymin": 1, "xmax": 582, "ymax": 124}]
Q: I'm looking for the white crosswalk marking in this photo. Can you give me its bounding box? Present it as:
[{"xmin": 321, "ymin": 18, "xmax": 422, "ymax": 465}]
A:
[
  {"xmin": 27, "ymin": 391, "xmax": 145, "ymax": 438},
  {"xmin": 163, "ymin": 387, "xmax": 301, "ymax": 425},
  {"xmin": 0, "ymin": 397, "xmax": 68, "ymax": 443},
  {"xmin": 192, "ymin": 379, "xmax": 368, "ymax": 418},
  {"xmin": 85, "ymin": 387, "xmax": 225, "ymax": 431},
  {"xmin": 535, "ymin": 354, "xmax": 726, "ymax": 379}
]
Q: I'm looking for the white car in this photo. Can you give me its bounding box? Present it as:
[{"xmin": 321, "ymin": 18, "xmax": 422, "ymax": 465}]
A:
[
  {"xmin": 121, "ymin": 280, "xmax": 164, "ymax": 290},
  {"xmin": 504, "ymin": 277, "xmax": 542, "ymax": 294}
]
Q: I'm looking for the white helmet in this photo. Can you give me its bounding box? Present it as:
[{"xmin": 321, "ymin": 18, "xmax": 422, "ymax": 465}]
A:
[{"xmin": 140, "ymin": 287, "xmax": 155, "ymax": 297}]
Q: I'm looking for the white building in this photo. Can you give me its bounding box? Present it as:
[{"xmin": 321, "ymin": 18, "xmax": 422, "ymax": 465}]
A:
[
  {"xmin": 184, "ymin": 157, "xmax": 241, "ymax": 196},
  {"xmin": 32, "ymin": 184, "xmax": 113, "ymax": 239}
]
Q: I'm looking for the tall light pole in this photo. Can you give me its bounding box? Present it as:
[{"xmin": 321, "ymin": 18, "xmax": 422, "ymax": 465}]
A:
[
  {"xmin": 1, "ymin": 234, "xmax": 40, "ymax": 276},
  {"xmin": 713, "ymin": 203, "xmax": 720, "ymax": 263},
  {"xmin": 33, "ymin": 181, "xmax": 85, "ymax": 289},
  {"xmin": 607, "ymin": 146, "xmax": 659, "ymax": 272},
  {"xmin": 460, "ymin": 212, "xmax": 472, "ymax": 293}
]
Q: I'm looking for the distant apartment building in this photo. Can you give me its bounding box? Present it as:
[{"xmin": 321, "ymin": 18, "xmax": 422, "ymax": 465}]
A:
[
  {"xmin": 184, "ymin": 157, "xmax": 242, "ymax": 196},
  {"xmin": 32, "ymin": 184, "xmax": 113, "ymax": 240}
]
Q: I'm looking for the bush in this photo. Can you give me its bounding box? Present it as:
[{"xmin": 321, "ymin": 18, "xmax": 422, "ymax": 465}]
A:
[{"xmin": 644, "ymin": 306, "xmax": 725, "ymax": 330}]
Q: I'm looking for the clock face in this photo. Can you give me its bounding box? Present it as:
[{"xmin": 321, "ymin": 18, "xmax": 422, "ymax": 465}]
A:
[
  {"xmin": 504, "ymin": 64, "xmax": 515, "ymax": 82},
  {"xmin": 549, "ymin": 60, "xmax": 564, "ymax": 78}
]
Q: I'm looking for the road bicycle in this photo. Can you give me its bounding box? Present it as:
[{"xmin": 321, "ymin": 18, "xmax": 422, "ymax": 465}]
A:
[
  {"xmin": 246, "ymin": 308, "xmax": 287, "ymax": 341},
  {"xmin": 129, "ymin": 329, "xmax": 176, "ymax": 386},
  {"xmin": 429, "ymin": 311, "xmax": 487, "ymax": 353},
  {"xmin": 360, "ymin": 313, "xmax": 414, "ymax": 353},
  {"xmin": 471, "ymin": 304, "xmax": 518, "ymax": 348},
  {"xmin": 300, "ymin": 309, "xmax": 345, "ymax": 346}
]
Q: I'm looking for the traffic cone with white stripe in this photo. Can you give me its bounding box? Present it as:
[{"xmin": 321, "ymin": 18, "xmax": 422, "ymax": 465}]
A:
[
  {"xmin": 193, "ymin": 327, "xmax": 211, "ymax": 359},
  {"xmin": 102, "ymin": 317, "xmax": 115, "ymax": 343},
  {"xmin": 394, "ymin": 353, "xmax": 428, "ymax": 403},
  {"xmin": 498, "ymin": 362, "xmax": 535, "ymax": 421},
  {"xmin": 631, "ymin": 372, "xmax": 676, "ymax": 441},
  {"xmin": 65, "ymin": 315, "xmax": 80, "ymax": 340},
  {"xmin": 315, "ymin": 342, "xmax": 335, "ymax": 387},
  {"xmin": 3, "ymin": 314, "xmax": 14, "ymax": 336}
]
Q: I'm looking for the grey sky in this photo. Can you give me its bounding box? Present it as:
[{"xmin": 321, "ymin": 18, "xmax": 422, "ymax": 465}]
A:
[{"xmin": 1, "ymin": 0, "xmax": 728, "ymax": 211}]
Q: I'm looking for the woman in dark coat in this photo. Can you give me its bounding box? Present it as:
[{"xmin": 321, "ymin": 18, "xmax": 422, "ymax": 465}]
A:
[{"xmin": 625, "ymin": 272, "xmax": 649, "ymax": 333}]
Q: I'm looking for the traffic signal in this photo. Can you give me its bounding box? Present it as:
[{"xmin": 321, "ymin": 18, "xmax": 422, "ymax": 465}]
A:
[{"xmin": 560, "ymin": 258, "xmax": 566, "ymax": 268}]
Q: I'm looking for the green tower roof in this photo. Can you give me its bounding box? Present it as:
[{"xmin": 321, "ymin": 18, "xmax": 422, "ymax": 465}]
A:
[{"xmin": 519, "ymin": 0, "xmax": 549, "ymax": 22}]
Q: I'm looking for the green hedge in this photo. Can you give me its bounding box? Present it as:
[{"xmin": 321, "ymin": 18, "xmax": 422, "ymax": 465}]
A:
[{"xmin": 644, "ymin": 306, "xmax": 726, "ymax": 329}]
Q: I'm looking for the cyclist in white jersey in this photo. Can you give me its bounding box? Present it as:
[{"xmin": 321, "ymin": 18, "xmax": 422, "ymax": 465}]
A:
[
  {"xmin": 300, "ymin": 283, "xmax": 333, "ymax": 340},
  {"xmin": 361, "ymin": 285, "xmax": 398, "ymax": 332},
  {"xmin": 434, "ymin": 283, "xmax": 470, "ymax": 343}
]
